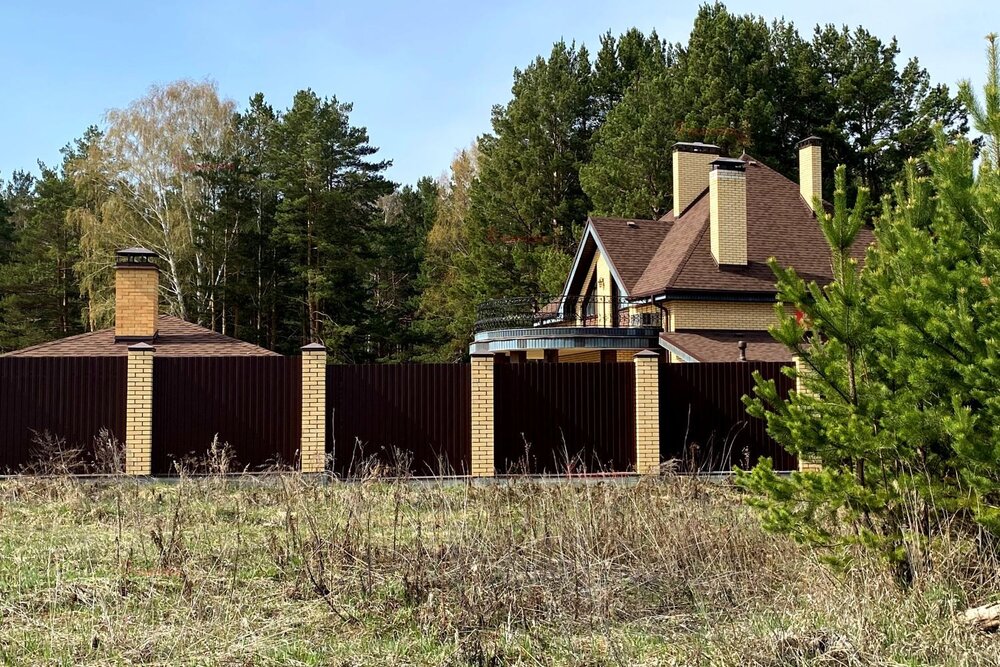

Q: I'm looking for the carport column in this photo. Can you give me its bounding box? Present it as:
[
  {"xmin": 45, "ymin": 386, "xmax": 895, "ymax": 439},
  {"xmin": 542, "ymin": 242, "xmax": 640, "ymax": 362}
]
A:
[
  {"xmin": 793, "ymin": 355, "xmax": 822, "ymax": 472},
  {"xmin": 470, "ymin": 352, "xmax": 495, "ymax": 478},
  {"xmin": 125, "ymin": 343, "xmax": 155, "ymax": 476},
  {"xmin": 633, "ymin": 350, "xmax": 661, "ymax": 475},
  {"xmin": 300, "ymin": 343, "xmax": 328, "ymax": 474}
]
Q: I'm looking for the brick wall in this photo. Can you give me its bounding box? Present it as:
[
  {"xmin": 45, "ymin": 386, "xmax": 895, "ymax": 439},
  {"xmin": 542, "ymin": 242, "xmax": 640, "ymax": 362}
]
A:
[
  {"xmin": 300, "ymin": 345, "xmax": 327, "ymax": 473},
  {"xmin": 794, "ymin": 355, "xmax": 822, "ymax": 472},
  {"xmin": 799, "ymin": 142, "xmax": 822, "ymax": 212},
  {"xmin": 673, "ymin": 149, "xmax": 718, "ymax": 216},
  {"xmin": 667, "ymin": 300, "xmax": 781, "ymax": 331},
  {"xmin": 560, "ymin": 350, "xmax": 603, "ymax": 363},
  {"xmin": 125, "ymin": 344, "xmax": 154, "ymax": 475},
  {"xmin": 616, "ymin": 349, "xmax": 636, "ymax": 362},
  {"xmin": 709, "ymin": 168, "xmax": 748, "ymax": 266},
  {"xmin": 115, "ymin": 266, "xmax": 158, "ymax": 339},
  {"xmin": 633, "ymin": 351, "xmax": 660, "ymax": 474},
  {"xmin": 471, "ymin": 354, "xmax": 495, "ymax": 477}
]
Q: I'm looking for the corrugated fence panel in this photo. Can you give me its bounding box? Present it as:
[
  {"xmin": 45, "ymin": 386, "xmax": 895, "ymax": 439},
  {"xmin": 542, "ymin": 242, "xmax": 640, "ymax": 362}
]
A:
[
  {"xmin": 494, "ymin": 362, "xmax": 636, "ymax": 474},
  {"xmin": 152, "ymin": 357, "xmax": 301, "ymax": 474},
  {"xmin": 659, "ymin": 361, "xmax": 796, "ymax": 471},
  {"xmin": 326, "ymin": 364, "xmax": 471, "ymax": 476},
  {"xmin": 0, "ymin": 357, "xmax": 127, "ymax": 471}
]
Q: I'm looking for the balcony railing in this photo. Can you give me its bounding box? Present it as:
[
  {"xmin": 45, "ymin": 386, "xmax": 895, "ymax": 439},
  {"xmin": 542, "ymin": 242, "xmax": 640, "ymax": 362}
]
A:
[{"xmin": 474, "ymin": 295, "xmax": 661, "ymax": 333}]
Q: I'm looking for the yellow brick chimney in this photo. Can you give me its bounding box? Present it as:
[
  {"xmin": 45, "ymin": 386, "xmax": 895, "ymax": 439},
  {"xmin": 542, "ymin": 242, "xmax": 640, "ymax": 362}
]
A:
[
  {"xmin": 797, "ymin": 136, "xmax": 822, "ymax": 213},
  {"xmin": 115, "ymin": 247, "xmax": 159, "ymax": 341},
  {"xmin": 672, "ymin": 142, "xmax": 722, "ymax": 217},
  {"xmin": 709, "ymin": 157, "xmax": 748, "ymax": 266}
]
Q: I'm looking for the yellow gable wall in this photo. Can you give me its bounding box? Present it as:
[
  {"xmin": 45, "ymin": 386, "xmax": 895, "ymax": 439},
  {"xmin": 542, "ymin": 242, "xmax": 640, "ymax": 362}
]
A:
[
  {"xmin": 575, "ymin": 249, "xmax": 618, "ymax": 326},
  {"xmin": 594, "ymin": 251, "xmax": 615, "ymax": 326}
]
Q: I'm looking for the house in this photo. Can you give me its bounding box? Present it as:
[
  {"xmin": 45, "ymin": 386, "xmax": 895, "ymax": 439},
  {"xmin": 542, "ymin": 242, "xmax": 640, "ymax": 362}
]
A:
[
  {"xmin": 3, "ymin": 248, "xmax": 278, "ymax": 358},
  {"xmin": 471, "ymin": 138, "xmax": 873, "ymax": 362}
]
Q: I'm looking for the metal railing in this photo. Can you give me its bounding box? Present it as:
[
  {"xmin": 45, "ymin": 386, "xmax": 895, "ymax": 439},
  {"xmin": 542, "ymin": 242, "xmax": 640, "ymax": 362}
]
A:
[{"xmin": 474, "ymin": 295, "xmax": 661, "ymax": 333}]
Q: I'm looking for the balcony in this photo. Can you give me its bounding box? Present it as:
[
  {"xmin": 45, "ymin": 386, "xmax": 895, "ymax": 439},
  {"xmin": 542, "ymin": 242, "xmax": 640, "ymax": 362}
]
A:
[{"xmin": 470, "ymin": 295, "xmax": 663, "ymax": 358}]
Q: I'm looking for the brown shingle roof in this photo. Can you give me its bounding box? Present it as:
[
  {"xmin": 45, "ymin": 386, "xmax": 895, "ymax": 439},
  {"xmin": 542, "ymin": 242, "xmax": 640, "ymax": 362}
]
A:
[
  {"xmin": 661, "ymin": 330, "xmax": 792, "ymax": 363},
  {"xmin": 588, "ymin": 217, "xmax": 671, "ymax": 294},
  {"xmin": 3, "ymin": 315, "xmax": 280, "ymax": 357},
  {"xmin": 626, "ymin": 156, "xmax": 874, "ymax": 297}
]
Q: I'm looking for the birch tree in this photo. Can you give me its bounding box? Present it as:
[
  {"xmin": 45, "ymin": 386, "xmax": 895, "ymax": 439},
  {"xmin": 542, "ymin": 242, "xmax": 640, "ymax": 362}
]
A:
[{"xmin": 73, "ymin": 80, "xmax": 235, "ymax": 324}]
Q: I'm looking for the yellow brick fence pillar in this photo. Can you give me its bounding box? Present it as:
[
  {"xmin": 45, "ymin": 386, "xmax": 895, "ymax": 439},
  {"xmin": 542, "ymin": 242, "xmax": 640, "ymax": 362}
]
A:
[
  {"xmin": 470, "ymin": 352, "xmax": 495, "ymax": 478},
  {"xmin": 633, "ymin": 350, "xmax": 661, "ymax": 475},
  {"xmin": 300, "ymin": 343, "xmax": 328, "ymax": 474},
  {"xmin": 794, "ymin": 355, "xmax": 822, "ymax": 472},
  {"xmin": 125, "ymin": 343, "xmax": 154, "ymax": 476}
]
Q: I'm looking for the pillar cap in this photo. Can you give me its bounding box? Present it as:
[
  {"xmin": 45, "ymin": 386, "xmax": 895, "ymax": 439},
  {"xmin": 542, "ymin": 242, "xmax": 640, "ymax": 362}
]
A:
[
  {"xmin": 635, "ymin": 349, "xmax": 660, "ymax": 358},
  {"xmin": 469, "ymin": 351, "xmax": 495, "ymax": 358},
  {"xmin": 127, "ymin": 342, "xmax": 155, "ymax": 352},
  {"xmin": 301, "ymin": 342, "xmax": 327, "ymax": 352},
  {"xmin": 796, "ymin": 136, "xmax": 822, "ymax": 149}
]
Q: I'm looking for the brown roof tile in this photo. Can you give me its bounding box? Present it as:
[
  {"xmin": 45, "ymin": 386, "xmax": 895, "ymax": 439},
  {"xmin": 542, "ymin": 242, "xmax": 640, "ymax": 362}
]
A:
[
  {"xmin": 587, "ymin": 217, "xmax": 671, "ymax": 294},
  {"xmin": 627, "ymin": 156, "xmax": 874, "ymax": 297},
  {"xmin": 661, "ymin": 330, "xmax": 792, "ymax": 363},
  {"xmin": 3, "ymin": 316, "xmax": 280, "ymax": 357}
]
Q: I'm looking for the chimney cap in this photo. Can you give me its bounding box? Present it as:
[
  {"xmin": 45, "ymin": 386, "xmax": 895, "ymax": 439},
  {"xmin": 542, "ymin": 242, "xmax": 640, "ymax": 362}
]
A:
[
  {"xmin": 116, "ymin": 247, "xmax": 158, "ymax": 268},
  {"xmin": 796, "ymin": 136, "xmax": 822, "ymax": 149},
  {"xmin": 710, "ymin": 157, "xmax": 746, "ymax": 172},
  {"xmin": 116, "ymin": 247, "xmax": 158, "ymax": 258},
  {"xmin": 672, "ymin": 141, "xmax": 723, "ymax": 155},
  {"xmin": 737, "ymin": 340, "xmax": 747, "ymax": 362}
]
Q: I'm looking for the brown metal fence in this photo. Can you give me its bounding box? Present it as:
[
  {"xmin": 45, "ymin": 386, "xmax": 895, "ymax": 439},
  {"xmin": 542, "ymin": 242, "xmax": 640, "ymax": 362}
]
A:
[
  {"xmin": 326, "ymin": 364, "xmax": 471, "ymax": 476},
  {"xmin": 0, "ymin": 357, "xmax": 127, "ymax": 471},
  {"xmin": 151, "ymin": 357, "xmax": 302, "ymax": 474},
  {"xmin": 659, "ymin": 361, "xmax": 796, "ymax": 471},
  {"xmin": 494, "ymin": 362, "xmax": 636, "ymax": 474}
]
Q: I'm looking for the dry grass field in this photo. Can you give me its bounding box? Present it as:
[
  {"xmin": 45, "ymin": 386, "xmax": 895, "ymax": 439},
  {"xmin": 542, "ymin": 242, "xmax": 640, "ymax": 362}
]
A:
[{"xmin": 0, "ymin": 472, "xmax": 997, "ymax": 666}]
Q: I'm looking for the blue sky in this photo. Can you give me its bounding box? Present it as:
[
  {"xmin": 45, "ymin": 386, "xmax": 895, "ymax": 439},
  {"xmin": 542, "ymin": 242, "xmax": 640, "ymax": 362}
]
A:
[{"xmin": 1, "ymin": 1, "xmax": 997, "ymax": 187}]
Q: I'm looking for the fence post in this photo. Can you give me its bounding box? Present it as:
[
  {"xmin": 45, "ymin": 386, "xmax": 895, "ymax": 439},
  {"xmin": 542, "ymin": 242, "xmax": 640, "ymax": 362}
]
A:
[
  {"xmin": 125, "ymin": 343, "xmax": 154, "ymax": 476},
  {"xmin": 793, "ymin": 355, "xmax": 822, "ymax": 472},
  {"xmin": 633, "ymin": 350, "xmax": 661, "ymax": 475},
  {"xmin": 300, "ymin": 343, "xmax": 328, "ymax": 474},
  {"xmin": 470, "ymin": 352, "xmax": 495, "ymax": 478}
]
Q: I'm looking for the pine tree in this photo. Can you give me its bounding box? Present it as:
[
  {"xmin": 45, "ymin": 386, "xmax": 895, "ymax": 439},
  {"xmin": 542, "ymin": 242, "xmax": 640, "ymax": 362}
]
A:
[
  {"xmin": 580, "ymin": 71, "xmax": 678, "ymax": 218},
  {"xmin": 959, "ymin": 33, "xmax": 1000, "ymax": 167},
  {"xmin": 370, "ymin": 178, "xmax": 438, "ymax": 361},
  {"xmin": 812, "ymin": 25, "xmax": 967, "ymax": 205},
  {"xmin": 0, "ymin": 147, "xmax": 87, "ymax": 351},
  {"xmin": 269, "ymin": 89, "xmax": 392, "ymax": 358},
  {"xmin": 739, "ymin": 118, "xmax": 1000, "ymax": 581},
  {"xmin": 0, "ymin": 183, "xmax": 15, "ymax": 268}
]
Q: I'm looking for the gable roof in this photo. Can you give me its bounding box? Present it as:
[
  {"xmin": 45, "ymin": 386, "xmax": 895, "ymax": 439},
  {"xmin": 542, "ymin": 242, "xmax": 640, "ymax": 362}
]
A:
[
  {"xmin": 586, "ymin": 217, "xmax": 672, "ymax": 294},
  {"xmin": 582, "ymin": 156, "xmax": 874, "ymax": 300},
  {"xmin": 3, "ymin": 315, "xmax": 280, "ymax": 357}
]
